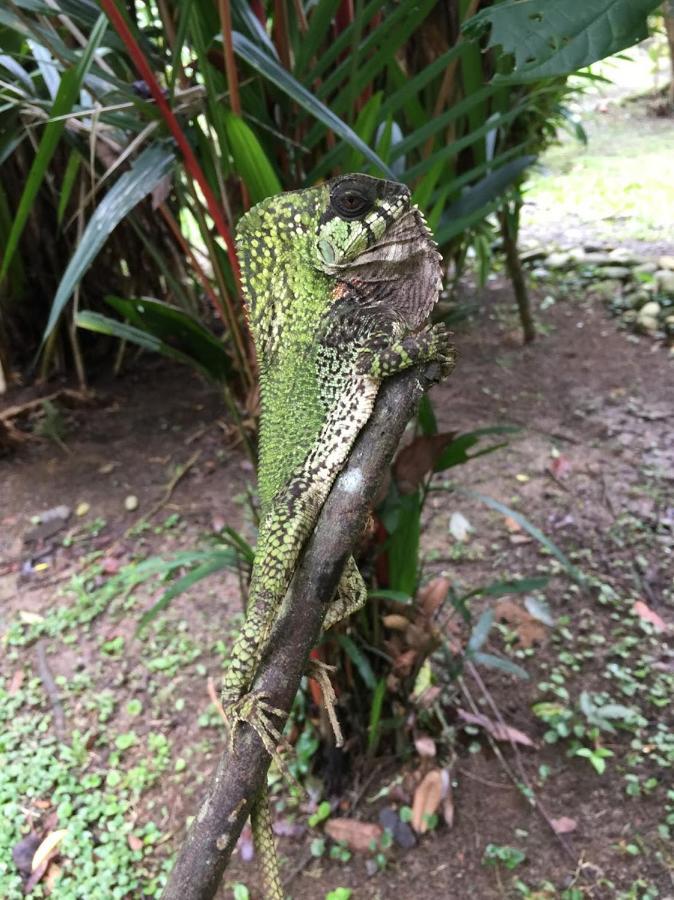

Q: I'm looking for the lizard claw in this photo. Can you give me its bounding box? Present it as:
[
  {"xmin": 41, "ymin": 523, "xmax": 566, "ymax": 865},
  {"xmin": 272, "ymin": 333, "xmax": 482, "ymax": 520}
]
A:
[
  {"xmin": 308, "ymin": 659, "xmax": 344, "ymax": 748},
  {"xmin": 224, "ymin": 691, "xmax": 298, "ymax": 787}
]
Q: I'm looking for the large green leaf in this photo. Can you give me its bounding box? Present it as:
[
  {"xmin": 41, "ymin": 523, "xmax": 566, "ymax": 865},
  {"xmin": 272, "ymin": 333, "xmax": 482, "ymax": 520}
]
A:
[
  {"xmin": 76, "ymin": 310, "xmax": 229, "ymax": 383},
  {"xmin": 43, "ymin": 142, "xmax": 175, "ymax": 341},
  {"xmin": 105, "ymin": 295, "xmax": 232, "ymax": 383},
  {"xmin": 436, "ymin": 156, "xmax": 535, "ymax": 244},
  {"xmin": 222, "ymin": 110, "xmax": 282, "ymax": 204},
  {"xmin": 0, "ymin": 13, "xmax": 106, "ymax": 282},
  {"xmin": 464, "ymin": 0, "xmax": 660, "ymax": 83},
  {"xmin": 231, "ymin": 31, "xmax": 395, "ymax": 179}
]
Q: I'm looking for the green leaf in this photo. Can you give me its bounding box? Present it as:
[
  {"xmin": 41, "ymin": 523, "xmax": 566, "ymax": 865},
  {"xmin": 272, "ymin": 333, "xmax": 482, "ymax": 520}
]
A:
[
  {"xmin": 417, "ymin": 395, "xmax": 438, "ymax": 437},
  {"xmin": 44, "ymin": 142, "xmax": 175, "ymax": 341},
  {"xmin": 467, "ymin": 609, "xmax": 493, "ymax": 654},
  {"xmin": 294, "ymin": 0, "xmax": 341, "ymax": 74},
  {"xmin": 473, "ymin": 652, "xmax": 529, "ymax": 680},
  {"xmin": 76, "ymin": 311, "xmax": 226, "ymax": 383},
  {"xmin": 57, "ymin": 149, "xmax": 81, "ymax": 225},
  {"xmin": 367, "ymin": 678, "xmax": 386, "ymax": 755},
  {"xmin": 434, "ymin": 426, "xmax": 520, "ymax": 472},
  {"xmin": 459, "ymin": 576, "xmax": 549, "ymax": 604},
  {"xmin": 231, "ymin": 32, "xmax": 395, "ymax": 179},
  {"xmin": 335, "ymin": 634, "xmax": 376, "ymax": 690},
  {"xmin": 222, "ymin": 111, "xmax": 281, "ymax": 204},
  {"xmin": 435, "ymin": 156, "xmax": 537, "ymax": 244},
  {"xmin": 138, "ymin": 551, "xmax": 236, "ymax": 630},
  {"xmin": 386, "ymin": 491, "xmax": 421, "ymax": 596},
  {"xmin": 464, "ymin": 0, "xmax": 660, "ymax": 83},
  {"xmin": 467, "ymin": 491, "xmax": 586, "ymax": 584},
  {"xmin": 367, "ymin": 589, "xmax": 413, "ymax": 604},
  {"xmin": 0, "ymin": 13, "xmax": 107, "ymax": 281},
  {"xmin": 104, "ymin": 296, "xmax": 232, "ymax": 383}
]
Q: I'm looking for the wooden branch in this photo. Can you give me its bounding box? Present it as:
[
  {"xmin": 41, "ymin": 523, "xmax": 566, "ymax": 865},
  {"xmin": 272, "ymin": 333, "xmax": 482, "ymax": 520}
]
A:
[{"xmin": 161, "ymin": 363, "xmax": 441, "ymax": 900}]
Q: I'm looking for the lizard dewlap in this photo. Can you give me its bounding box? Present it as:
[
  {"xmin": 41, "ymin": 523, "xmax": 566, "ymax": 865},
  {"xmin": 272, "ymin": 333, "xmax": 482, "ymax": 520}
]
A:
[{"xmin": 225, "ymin": 173, "xmax": 454, "ymax": 899}]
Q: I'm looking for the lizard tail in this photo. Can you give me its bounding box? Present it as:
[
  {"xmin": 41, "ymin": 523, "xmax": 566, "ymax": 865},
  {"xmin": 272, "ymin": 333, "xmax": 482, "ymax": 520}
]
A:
[{"xmin": 251, "ymin": 792, "xmax": 284, "ymax": 900}]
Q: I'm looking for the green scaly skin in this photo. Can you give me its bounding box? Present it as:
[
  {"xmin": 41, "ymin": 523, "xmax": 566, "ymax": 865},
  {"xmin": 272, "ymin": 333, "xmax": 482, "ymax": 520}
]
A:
[{"xmin": 223, "ymin": 174, "xmax": 454, "ymax": 898}]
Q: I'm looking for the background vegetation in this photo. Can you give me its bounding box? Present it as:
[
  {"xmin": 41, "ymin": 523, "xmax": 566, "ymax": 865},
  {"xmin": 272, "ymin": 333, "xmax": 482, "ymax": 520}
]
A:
[{"xmin": 1, "ymin": 1, "xmax": 672, "ymax": 898}]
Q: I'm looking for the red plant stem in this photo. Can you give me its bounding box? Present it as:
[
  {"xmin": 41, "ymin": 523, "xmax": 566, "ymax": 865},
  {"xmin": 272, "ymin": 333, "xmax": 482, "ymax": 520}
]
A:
[{"xmin": 98, "ymin": 0, "xmax": 241, "ymax": 286}]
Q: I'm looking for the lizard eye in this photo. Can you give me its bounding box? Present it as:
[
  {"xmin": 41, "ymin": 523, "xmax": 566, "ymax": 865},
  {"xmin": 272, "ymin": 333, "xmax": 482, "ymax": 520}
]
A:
[{"xmin": 332, "ymin": 185, "xmax": 375, "ymax": 220}]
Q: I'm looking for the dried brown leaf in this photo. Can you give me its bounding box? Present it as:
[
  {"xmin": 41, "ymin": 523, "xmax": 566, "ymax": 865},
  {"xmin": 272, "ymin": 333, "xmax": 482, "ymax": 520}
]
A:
[
  {"xmin": 324, "ymin": 818, "xmax": 382, "ymax": 852},
  {"xmin": 31, "ymin": 829, "xmax": 68, "ymax": 872},
  {"xmin": 495, "ymin": 600, "xmax": 547, "ymax": 648},
  {"xmin": 8, "ymin": 669, "xmax": 24, "ymax": 695},
  {"xmin": 382, "ymin": 614, "xmax": 410, "ymax": 632},
  {"xmin": 551, "ymin": 816, "xmax": 577, "ymax": 835},
  {"xmin": 394, "ymin": 433, "xmax": 457, "ymax": 494},
  {"xmin": 633, "ymin": 600, "xmax": 668, "ymax": 632},
  {"xmin": 549, "ymin": 454, "xmax": 572, "ymax": 479},
  {"xmin": 127, "ymin": 834, "xmax": 143, "ymax": 852},
  {"xmin": 411, "ymin": 769, "xmax": 449, "ymax": 833},
  {"xmin": 417, "ymin": 576, "xmax": 450, "ymax": 618},
  {"xmin": 414, "ymin": 735, "xmax": 437, "ymax": 758}
]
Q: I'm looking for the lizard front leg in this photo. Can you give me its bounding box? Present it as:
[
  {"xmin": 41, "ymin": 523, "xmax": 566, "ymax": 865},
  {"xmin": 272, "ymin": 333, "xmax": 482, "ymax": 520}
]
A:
[{"xmin": 356, "ymin": 322, "xmax": 455, "ymax": 379}]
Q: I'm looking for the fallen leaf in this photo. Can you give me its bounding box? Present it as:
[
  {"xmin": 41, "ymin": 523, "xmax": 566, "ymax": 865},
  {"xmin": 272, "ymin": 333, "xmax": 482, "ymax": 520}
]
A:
[
  {"xmin": 504, "ymin": 516, "xmax": 522, "ymax": 533},
  {"xmin": 100, "ymin": 557, "xmax": 121, "ymax": 576},
  {"xmin": 449, "ymin": 511, "xmax": 473, "ymax": 542},
  {"xmin": 548, "ymin": 455, "xmax": 572, "ymax": 479},
  {"xmin": 324, "ymin": 818, "xmax": 382, "ymax": 852},
  {"xmin": 8, "ymin": 669, "xmax": 24, "ymax": 695},
  {"xmin": 414, "ymin": 735, "xmax": 436, "ymax": 758},
  {"xmin": 515, "ymin": 473, "xmax": 530, "ymax": 483},
  {"xmin": 417, "ymin": 577, "xmax": 450, "ymax": 617},
  {"xmin": 551, "ymin": 816, "xmax": 577, "ymax": 835},
  {"xmin": 633, "ymin": 600, "xmax": 667, "ymax": 633},
  {"xmin": 411, "ymin": 769, "xmax": 449, "ymax": 833},
  {"xmin": 32, "ymin": 829, "xmax": 68, "ymax": 872},
  {"xmin": 378, "ymin": 807, "xmax": 416, "ymax": 849},
  {"xmin": 382, "ymin": 614, "xmax": 410, "ymax": 631},
  {"xmin": 12, "ymin": 833, "xmax": 41, "ymax": 875},
  {"xmin": 394, "ymin": 433, "xmax": 457, "ymax": 494},
  {"xmin": 457, "ymin": 709, "xmax": 535, "ymax": 747},
  {"xmin": 442, "ymin": 781, "xmax": 455, "ymax": 829},
  {"xmin": 75, "ymin": 502, "xmax": 90, "ymax": 517},
  {"xmin": 495, "ymin": 600, "xmax": 547, "ymax": 648},
  {"xmin": 127, "ymin": 834, "xmax": 143, "ymax": 852},
  {"xmin": 45, "ymin": 861, "xmax": 62, "ymax": 892},
  {"xmin": 124, "ymin": 495, "xmax": 139, "ymax": 512},
  {"xmin": 19, "ymin": 611, "xmax": 45, "ymax": 625}
]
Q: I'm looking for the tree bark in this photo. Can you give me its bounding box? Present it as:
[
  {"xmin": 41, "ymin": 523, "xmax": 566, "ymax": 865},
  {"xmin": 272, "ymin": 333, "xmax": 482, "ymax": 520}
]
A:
[{"xmin": 161, "ymin": 362, "xmax": 443, "ymax": 900}]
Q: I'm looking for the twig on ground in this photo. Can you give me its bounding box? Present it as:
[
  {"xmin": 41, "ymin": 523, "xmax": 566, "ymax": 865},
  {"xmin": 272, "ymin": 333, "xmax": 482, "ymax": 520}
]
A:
[
  {"xmin": 125, "ymin": 449, "xmax": 201, "ymax": 536},
  {"xmin": 463, "ymin": 663, "xmax": 575, "ymax": 861},
  {"xmin": 35, "ymin": 640, "xmax": 66, "ymax": 739},
  {"xmin": 160, "ymin": 364, "xmax": 441, "ymax": 900}
]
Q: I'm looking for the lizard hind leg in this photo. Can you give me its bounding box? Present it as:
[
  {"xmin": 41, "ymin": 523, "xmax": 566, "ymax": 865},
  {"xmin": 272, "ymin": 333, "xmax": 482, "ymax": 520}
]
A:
[{"xmin": 324, "ymin": 556, "xmax": 367, "ymax": 630}]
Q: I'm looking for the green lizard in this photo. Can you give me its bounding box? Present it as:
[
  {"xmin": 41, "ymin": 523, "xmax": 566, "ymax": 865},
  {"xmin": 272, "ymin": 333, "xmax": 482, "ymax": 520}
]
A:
[{"xmin": 223, "ymin": 173, "xmax": 454, "ymax": 898}]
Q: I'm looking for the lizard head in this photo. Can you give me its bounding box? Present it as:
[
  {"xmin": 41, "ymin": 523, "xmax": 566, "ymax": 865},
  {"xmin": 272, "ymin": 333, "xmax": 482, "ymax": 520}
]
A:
[{"xmin": 315, "ymin": 174, "xmax": 443, "ymax": 330}]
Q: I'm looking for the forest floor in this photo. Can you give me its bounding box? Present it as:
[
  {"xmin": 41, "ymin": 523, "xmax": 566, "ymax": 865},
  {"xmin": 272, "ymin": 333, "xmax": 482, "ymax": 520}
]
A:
[{"xmin": 1, "ymin": 86, "xmax": 673, "ymax": 900}]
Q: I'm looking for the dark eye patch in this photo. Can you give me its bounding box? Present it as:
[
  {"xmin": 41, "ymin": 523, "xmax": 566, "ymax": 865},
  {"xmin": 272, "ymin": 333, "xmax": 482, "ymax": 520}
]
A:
[{"xmin": 331, "ymin": 179, "xmax": 376, "ymax": 220}]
